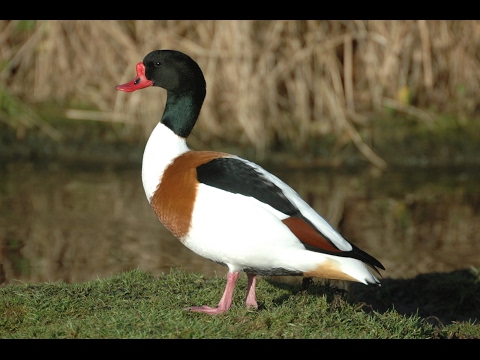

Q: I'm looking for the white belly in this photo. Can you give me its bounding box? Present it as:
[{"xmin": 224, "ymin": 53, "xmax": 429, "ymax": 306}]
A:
[{"xmin": 182, "ymin": 183, "xmax": 313, "ymax": 273}]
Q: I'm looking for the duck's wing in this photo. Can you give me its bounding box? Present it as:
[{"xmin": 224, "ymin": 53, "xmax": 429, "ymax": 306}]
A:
[{"xmin": 196, "ymin": 156, "xmax": 385, "ymax": 273}]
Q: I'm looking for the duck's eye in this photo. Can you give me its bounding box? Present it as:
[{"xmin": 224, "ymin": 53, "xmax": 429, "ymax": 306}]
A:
[{"xmin": 155, "ymin": 61, "xmax": 161, "ymax": 67}]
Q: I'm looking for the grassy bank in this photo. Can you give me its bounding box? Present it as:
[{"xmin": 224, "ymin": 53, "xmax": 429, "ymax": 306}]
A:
[{"xmin": 1, "ymin": 269, "xmax": 479, "ymax": 338}]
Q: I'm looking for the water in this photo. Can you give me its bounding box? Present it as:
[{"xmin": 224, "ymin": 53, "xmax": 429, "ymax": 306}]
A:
[{"xmin": 1, "ymin": 161, "xmax": 480, "ymax": 286}]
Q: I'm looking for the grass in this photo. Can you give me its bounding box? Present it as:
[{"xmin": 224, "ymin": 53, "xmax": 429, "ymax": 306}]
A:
[{"xmin": 1, "ymin": 268, "xmax": 479, "ymax": 338}]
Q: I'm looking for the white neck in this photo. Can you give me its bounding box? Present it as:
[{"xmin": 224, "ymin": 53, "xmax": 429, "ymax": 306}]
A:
[{"xmin": 142, "ymin": 122, "xmax": 189, "ymax": 201}]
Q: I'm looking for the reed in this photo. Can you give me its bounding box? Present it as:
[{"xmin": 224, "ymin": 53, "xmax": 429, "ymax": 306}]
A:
[{"xmin": 1, "ymin": 20, "xmax": 479, "ymax": 166}]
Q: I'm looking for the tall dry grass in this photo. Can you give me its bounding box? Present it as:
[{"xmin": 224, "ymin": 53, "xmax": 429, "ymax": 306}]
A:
[{"xmin": 1, "ymin": 20, "xmax": 480, "ymax": 166}]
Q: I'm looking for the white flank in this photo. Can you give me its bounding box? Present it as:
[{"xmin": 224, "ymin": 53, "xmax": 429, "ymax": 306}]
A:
[{"xmin": 184, "ymin": 183, "xmax": 379, "ymax": 284}]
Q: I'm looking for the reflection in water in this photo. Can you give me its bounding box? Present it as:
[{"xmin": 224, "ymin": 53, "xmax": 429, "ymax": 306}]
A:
[{"xmin": 1, "ymin": 161, "xmax": 480, "ymax": 286}]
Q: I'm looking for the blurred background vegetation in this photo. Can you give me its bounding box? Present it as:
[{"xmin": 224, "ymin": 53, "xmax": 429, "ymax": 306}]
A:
[{"xmin": 1, "ymin": 20, "xmax": 480, "ymax": 167}]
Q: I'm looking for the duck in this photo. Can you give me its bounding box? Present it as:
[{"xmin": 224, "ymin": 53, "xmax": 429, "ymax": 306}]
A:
[{"xmin": 116, "ymin": 50, "xmax": 384, "ymax": 315}]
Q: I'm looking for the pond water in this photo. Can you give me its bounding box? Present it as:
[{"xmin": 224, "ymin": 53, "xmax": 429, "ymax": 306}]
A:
[{"xmin": 1, "ymin": 160, "xmax": 480, "ymax": 286}]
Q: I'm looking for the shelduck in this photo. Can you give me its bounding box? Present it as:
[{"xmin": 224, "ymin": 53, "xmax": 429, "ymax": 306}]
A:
[{"xmin": 116, "ymin": 50, "xmax": 384, "ymax": 315}]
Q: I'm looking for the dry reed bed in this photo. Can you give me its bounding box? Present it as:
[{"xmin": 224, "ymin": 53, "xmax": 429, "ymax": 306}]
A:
[{"xmin": 1, "ymin": 20, "xmax": 479, "ymax": 166}]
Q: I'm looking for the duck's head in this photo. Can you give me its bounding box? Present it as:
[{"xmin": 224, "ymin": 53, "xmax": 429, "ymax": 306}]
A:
[
  {"xmin": 116, "ymin": 50, "xmax": 206, "ymax": 96},
  {"xmin": 116, "ymin": 50, "xmax": 207, "ymax": 137}
]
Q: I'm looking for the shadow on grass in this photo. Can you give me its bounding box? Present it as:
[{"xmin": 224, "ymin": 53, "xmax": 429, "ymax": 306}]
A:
[
  {"xmin": 265, "ymin": 268, "xmax": 480, "ymax": 327},
  {"xmin": 263, "ymin": 276, "xmax": 350, "ymax": 311},
  {"xmin": 348, "ymin": 268, "xmax": 480, "ymax": 326}
]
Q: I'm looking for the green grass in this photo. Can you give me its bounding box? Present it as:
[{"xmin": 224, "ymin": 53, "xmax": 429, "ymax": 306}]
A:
[{"xmin": 1, "ymin": 268, "xmax": 479, "ymax": 338}]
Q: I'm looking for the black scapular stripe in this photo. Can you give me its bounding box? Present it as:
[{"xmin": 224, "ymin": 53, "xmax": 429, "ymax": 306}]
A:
[{"xmin": 196, "ymin": 157, "xmax": 299, "ymax": 217}]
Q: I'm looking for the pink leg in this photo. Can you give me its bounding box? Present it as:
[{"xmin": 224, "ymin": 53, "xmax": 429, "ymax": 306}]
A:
[
  {"xmin": 187, "ymin": 271, "xmax": 240, "ymax": 315},
  {"xmin": 245, "ymin": 273, "xmax": 258, "ymax": 309}
]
